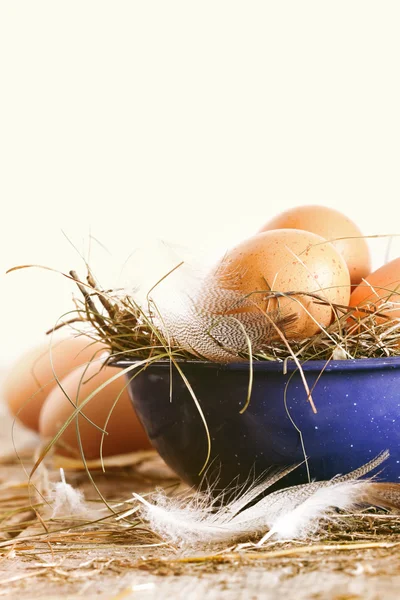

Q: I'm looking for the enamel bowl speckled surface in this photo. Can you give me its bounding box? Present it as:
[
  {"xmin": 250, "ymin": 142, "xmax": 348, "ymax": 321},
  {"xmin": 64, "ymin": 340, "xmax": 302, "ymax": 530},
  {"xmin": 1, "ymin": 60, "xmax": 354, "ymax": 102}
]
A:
[{"xmin": 113, "ymin": 357, "xmax": 400, "ymax": 492}]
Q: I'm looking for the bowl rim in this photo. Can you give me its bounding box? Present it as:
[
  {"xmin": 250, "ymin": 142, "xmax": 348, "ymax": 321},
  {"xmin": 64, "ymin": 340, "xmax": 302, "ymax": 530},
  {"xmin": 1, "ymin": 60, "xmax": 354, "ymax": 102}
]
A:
[{"xmin": 110, "ymin": 354, "xmax": 400, "ymax": 373}]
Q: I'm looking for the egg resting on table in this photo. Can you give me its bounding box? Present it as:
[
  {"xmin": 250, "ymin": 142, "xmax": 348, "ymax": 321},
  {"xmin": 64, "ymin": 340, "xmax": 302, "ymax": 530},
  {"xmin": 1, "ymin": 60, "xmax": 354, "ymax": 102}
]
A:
[
  {"xmin": 3, "ymin": 336, "xmax": 107, "ymax": 431},
  {"xmin": 38, "ymin": 362, "xmax": 152, "ymax": 459}
]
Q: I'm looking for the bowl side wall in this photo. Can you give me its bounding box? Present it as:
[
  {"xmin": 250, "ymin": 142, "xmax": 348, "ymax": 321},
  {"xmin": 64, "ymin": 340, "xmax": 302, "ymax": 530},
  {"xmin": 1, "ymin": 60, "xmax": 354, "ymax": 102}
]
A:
[{"xmin": 122, "ymin": 361, "xmax": 400, "ymax": 490}]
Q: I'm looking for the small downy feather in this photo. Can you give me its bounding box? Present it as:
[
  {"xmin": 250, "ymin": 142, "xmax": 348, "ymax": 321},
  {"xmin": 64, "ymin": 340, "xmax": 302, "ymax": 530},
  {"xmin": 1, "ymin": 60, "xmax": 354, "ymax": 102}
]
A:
[
  {"xmin": 50, "ymin": 468, "xmax": 87, "ymax": 518},
  {"xmin": 127, "ymin": 451, "xmax": 400, "ymax": 546}
]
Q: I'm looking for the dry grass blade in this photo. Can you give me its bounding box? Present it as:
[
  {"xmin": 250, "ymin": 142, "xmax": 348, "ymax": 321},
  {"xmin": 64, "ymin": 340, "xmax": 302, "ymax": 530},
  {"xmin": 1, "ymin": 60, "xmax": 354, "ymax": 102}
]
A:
[
  {"xmin": 59, "ymin": 266, "xmax": 400, "ymax": 365},
  {"xmin": 11, "ymin": 261, "xmax": 400, "ymax": 365}
]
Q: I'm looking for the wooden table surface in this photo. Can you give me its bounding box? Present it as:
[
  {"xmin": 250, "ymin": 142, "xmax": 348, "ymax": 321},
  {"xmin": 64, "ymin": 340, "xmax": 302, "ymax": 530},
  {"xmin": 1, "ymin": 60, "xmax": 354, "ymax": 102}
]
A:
[{"xmin": 0, "ymin": 370, "xmax": 399, "ymax": 600}]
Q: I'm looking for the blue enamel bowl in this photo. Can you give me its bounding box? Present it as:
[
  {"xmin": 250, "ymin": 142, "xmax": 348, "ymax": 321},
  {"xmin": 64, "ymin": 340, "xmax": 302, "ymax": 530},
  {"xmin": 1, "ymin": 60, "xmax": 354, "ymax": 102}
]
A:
[{"xmin": 113, "ymin": 357, "xmax": 400, "ymax": 492}]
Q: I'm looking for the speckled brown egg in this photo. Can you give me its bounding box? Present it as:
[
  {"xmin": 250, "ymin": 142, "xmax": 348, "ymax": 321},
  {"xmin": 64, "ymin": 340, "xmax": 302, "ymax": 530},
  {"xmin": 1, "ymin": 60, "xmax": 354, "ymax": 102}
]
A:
[
  {"xmin": 215, "ymin": 229, "xmax": 351, "ymax": 339},
  {"xmin": 349, "ymin": 257, "xmax": 400, "ymax": 322},
  {"xmin": 3, "ymin": 336, "xmax": 107, "ymax": 431},
  {"xmin": 38, "ymin": 362, "xmax": 152, "ymax": 459},
  {"xmin": 258, "ymin": 205, "xmax": 371, "ymax": 286}
]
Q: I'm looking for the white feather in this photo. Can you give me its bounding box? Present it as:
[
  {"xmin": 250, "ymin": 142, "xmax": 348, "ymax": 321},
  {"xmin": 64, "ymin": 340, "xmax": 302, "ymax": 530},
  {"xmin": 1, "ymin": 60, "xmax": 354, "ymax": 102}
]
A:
[
  {"xmin": 131, "ymin": 453, "xmax": 390, "ymax": 547},
  {"xmin": 257, "ymin": 480, "xmax": 371, "ymax": 544},
  {"xmin": 122, "ymin": 241, "xmax": 295, "ymax": 362},
  {"xmin": 50, "ymin": 469, "xmax": 87, "ymax": 518}
]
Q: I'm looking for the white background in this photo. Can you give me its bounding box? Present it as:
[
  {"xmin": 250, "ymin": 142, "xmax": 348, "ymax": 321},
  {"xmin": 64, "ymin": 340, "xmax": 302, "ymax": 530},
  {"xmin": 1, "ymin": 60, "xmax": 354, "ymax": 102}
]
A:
[{"xmin": 1, "ymin": 1, "xmax": 400, "ymax": 366}]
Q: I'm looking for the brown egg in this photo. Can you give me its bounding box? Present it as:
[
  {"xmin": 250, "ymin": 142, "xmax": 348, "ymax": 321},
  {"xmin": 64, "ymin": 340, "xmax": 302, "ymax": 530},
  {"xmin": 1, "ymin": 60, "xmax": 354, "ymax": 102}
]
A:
[
  {"xmin": 3, "ymin": 336, "xmax": 106, "ymax": 431},
  {"xmin": 258, "ymin": 205, "xmax": 371, "ymax": 286},
  {"xmin": 215, "ymin": 229, "xmax": 351, "ymax": 339},
  {"xmin": 349, "ymin": 257, "xmax": 400, "ymax": 322},
  {"xmin": 39, "ymin": 362, "xmax": 151, "ymax": 459}
]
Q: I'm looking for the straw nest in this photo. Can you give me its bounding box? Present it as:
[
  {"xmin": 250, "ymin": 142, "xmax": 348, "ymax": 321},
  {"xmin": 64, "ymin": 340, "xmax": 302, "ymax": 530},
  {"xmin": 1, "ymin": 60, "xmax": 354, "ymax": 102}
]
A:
[
  {"xmin": 3, "ymin": 261, "xmax": 400, "ymax": 597},
  {"xmin": 59, "ymin": 266, "xmax": 400, "ymax": 364}
]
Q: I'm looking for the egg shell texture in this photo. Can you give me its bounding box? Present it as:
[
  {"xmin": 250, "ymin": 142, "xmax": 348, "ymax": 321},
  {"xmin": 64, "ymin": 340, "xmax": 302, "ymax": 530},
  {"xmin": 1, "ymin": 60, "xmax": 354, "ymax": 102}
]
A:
[
  {"xmin": 217, "ymin": 229, "xmax": 351, "ymax": 339},
  {"xmin": 3, "ymin": 336, "xmax": 106, "ymax": 431},
  {"xmin": 39, "ymin": 362, "xmax": 151, "ymax": 459},
  {"xmin": 349, "ymin": 257, "xmax": 400, "ymax": 321},
  {"xmin": 258, "ymin": 205, "xmax": 371, "ymax": 286}
]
